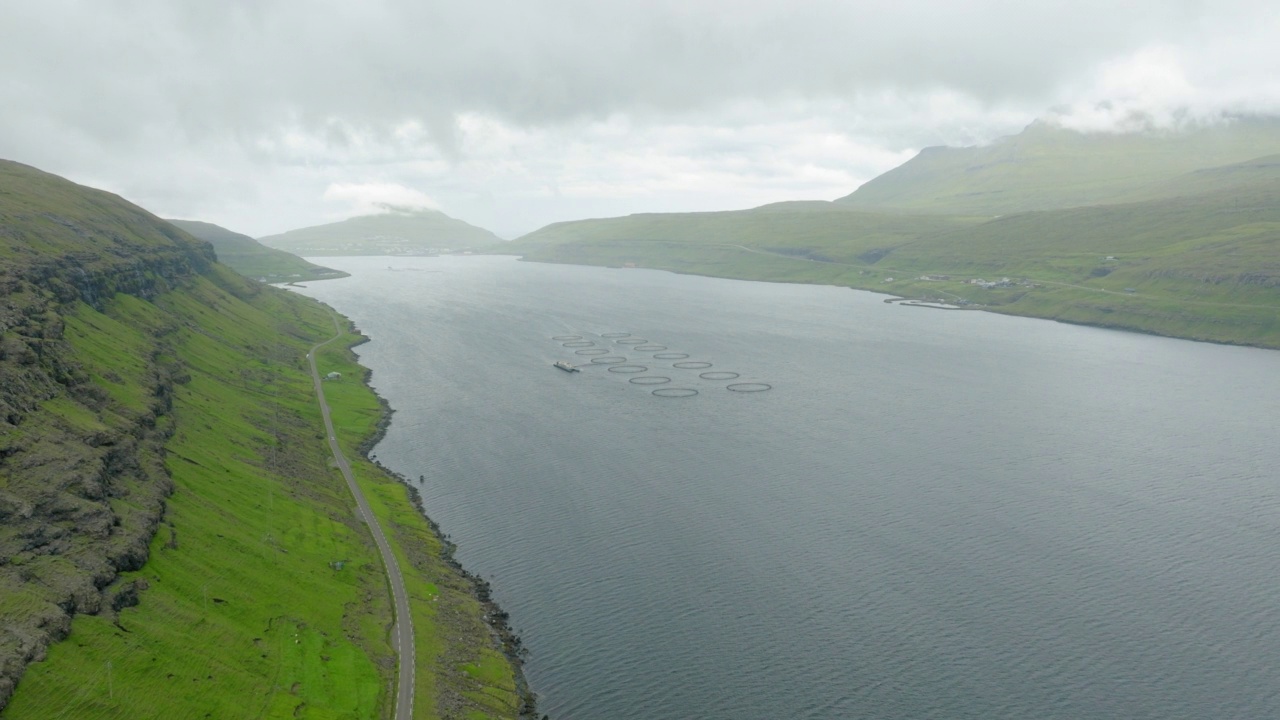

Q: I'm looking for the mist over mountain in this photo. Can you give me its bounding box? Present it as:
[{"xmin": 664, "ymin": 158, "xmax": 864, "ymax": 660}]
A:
[
  {"xmin": 837, "ymin": 116, "xmax": 1280, "ymax": 215},
  {"xmin": 8, "ymin": 2, "xmax": 1279, "ymax": 238}
]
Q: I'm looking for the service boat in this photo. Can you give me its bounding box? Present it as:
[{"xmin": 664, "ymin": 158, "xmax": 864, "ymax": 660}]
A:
[{"xmin": 553, "ymin": 360, "xmax": 580, "ymax": 373}]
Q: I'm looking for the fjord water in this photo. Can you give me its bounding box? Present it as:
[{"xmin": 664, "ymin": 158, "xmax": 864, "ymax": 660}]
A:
[{"xmin": 292, "ymin": 256, "xmax": 1280, "ymax": 720}]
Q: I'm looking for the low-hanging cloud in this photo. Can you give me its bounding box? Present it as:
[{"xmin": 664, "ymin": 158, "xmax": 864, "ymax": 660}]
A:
[
  {"xmin": 2, "ymin": 0, "xmax": 1278, "ymax": 236},
  {"xmin": 323, "ymin": 182, "xmax": 439, "ymax": 216}
]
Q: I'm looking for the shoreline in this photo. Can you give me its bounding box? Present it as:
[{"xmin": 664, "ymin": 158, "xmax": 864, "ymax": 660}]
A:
[
  {"xmin": 501, "ymin": 253, "xmax": 1279, "ymax": 352},
  {"xmin": 882, "ymin": 296, "xmax": 973, "ymax": 310},
  {"xmin": 349, "ymin": 329, "xmax": 544, "ymax": 720}
]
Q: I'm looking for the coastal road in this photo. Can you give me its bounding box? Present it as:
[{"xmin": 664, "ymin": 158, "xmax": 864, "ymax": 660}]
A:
[{"xmin": 308, "ymin": 318, "xmax": 416, "ymax": 720}]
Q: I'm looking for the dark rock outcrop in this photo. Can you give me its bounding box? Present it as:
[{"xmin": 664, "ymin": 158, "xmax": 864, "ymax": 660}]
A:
[{"xmin": 0, "ymin": 159, "xmax": 213, "ymax": 709}]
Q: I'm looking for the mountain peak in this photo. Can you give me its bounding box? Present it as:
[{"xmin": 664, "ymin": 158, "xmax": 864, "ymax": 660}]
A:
[
  {"xmin": 836, "ymin": 116, "xmax": 1280, "ymax": 215},
  {"xmin": 258, "ymin": 209, "xmax": 504, "ymax": 256}
]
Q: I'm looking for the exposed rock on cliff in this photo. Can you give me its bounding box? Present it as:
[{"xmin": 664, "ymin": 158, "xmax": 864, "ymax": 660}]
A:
[{"xmin": 0, "ymin": 160, "xmax": 214, "ymax": 708}]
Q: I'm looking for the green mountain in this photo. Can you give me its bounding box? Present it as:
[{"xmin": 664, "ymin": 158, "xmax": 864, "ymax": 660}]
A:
[
  {"xmin": 509, "ymin": 123, "xmax": 1280, "ymax": 349},
  {"xmin": 166, "ymin": 219, "xmax": 348, "ymax": 282},
  {"xmin": 837, "ymin": 116, "xmax": 1280, "ymax": 215},
  {"xmin": 0, "ymin": 160, "xmax": 527, "ymax": 718},
  {"xmin": 517, "ymin": 201, "xmax": 976, "ymax": 264},
  {"xmin": 1118, "ymin": 153, "xmax": 1280, "ymax": 203},
  {"xmin": 258, "ymin": 209, "xmax": 505, "ymax": 256}
]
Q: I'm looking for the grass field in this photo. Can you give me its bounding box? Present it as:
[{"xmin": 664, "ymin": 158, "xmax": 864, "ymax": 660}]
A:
[
  {"xmin": 4, "ymin": 270, "xmax": 524, "ymax": 719},
  {"xmin": 311, "ymin": 329, "xmax": 524, "ymax": 720}
]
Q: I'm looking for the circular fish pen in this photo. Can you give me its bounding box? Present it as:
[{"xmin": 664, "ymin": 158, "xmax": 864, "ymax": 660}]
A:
[
  {"xmin": 607, "ymin": 365, "xmax": 649, "ymax": 374},
  {"xmin": 652, "ymin": 388, "xmax": 698, "ymax": 398},
  {"xmin": 600, "ymin": 332, "xmax": 631, "ymax": 338},
  {"xmin": 673, "ymin": 361, "xmax": 712, "ymax": 369},
  {"xmin": 562, "ymin": 341, "xmax": 595, "ymax": 347},
  {"xmin": 576, "ymin": 348, "xmax": 610, "ymax": 355},
  {"xmin": 552, "ymin": 335, "xmax": 582, "ymax": 341},
  {"xmin": 699, "ymin": 371, "xmax": 740, "ymax": 380},
  {"xmin": 727, "ymin": 383, "xmax": 772, "ymax": 392},
  {"xmin": 652, "ymin": 353, "xmax": 689, "ymax": 360},
  {"xmin": 634, "ymin": 344, "xmax": 667, "ymax": 351},
  {"xmin": 616, "ymin": 338, "xmax": 648, "ymax": 345},
  {"xmin": 629, "ymin": 376, "xmax": 671, "ymax": 385},
  {"xmin": 591, "ymin": 356, "xmax": 628, "ymax": 364}
]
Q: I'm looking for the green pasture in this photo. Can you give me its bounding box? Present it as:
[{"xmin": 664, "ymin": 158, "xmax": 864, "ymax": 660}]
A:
[
  {"xmin": 313, "ymin": 331, "xmax": 523, "ymax": 720},
  {"xmin": 6, "ymin": 272, "xmax": 523, "ymax": 718}
]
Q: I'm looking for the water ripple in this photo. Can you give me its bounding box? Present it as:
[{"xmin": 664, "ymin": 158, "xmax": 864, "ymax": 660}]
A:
[{"xmin": 293, "ymin": 256, "xmax": 1280, "ymax": 720}]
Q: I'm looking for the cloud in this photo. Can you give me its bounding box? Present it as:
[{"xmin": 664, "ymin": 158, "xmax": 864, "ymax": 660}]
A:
[
  {"xmin": 1047, "ymin": 7, "xmax": 1280, "ymax": 133},
  {"xmin": 9, "ymin": 0, "xmax": 1275, "ymax": 147},
  {"xmin": 322, "ymin": 182, "xmax": 439, "ymax": 216},
  {"xmin": 2, "ymin": 1, "xmax": 1278, "ymax": 236}
]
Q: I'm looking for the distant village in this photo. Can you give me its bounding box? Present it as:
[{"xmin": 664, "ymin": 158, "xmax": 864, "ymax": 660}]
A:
[
  {"xmin": 285, "ymin": 234, "xmax": 473, "ymax": 256},
  {"xmin": 874, "ymin": 274, "xmax": 1048, "ymax": 307}
]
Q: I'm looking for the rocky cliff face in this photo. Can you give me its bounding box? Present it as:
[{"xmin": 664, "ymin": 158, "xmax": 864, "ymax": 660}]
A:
[{"xmin": 0, "ymin": 160, "xmax": 216, "ymax": 708}]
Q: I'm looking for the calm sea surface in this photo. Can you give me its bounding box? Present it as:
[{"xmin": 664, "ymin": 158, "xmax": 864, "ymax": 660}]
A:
[{"xmin": 291, "ymin": 256, "xmax": 1280, "ymax": 720}]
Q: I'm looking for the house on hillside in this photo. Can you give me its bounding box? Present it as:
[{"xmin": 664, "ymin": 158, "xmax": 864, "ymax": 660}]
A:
[{"xmin": 325, "ymin": 371, "xmax": 341, "ymax": 380}]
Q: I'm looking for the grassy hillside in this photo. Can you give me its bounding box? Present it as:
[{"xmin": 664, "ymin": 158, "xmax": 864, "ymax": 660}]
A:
[
  {"xmin": 0, "ymin": 161, "xmax": 207, "ymax": 264},
  {"xmin": 167, "ymin": 219, "xmax": 348, "ymax": 283},
  {"xmin": 863, "ymin": 181, "xmax": 1280, "ymax": 345},
  {"xmin": 2, "ymin": 160, "xmax": 217, "ymax": 709},
  {"xmin": 519, "ymin": 201, "xmax": 977, "ymax": 264},
  {"xmin": 0, "ymin": 161, "xmax": 528, "ymax": 718},
  {"xmin": 507, "ymin": 153, "xmax": 1280, "ymax": 349},
  {"xmin": 1117, "ymin": 153, "xmax": 1280, "ymax": 203},
  {"xmin": 837, "ymin": 117, "xmax": 1280, "ymax": 215},
  {"xmin": 258, "ymin": 211, "xmax": 505, "ymax": 256}
]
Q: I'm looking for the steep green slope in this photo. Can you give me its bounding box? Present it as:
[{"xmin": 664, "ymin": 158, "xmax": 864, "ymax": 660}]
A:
[
  {"xmin": 0, "ymin": 160, "xmax": 528, "ymax": 718},
  {"xmin": 1, "ymin": 161, "xmax": 215, "ymax": 710},
  {"xmin": 167, "ymin": 219, "xmax": 348, "ymax": 283},
  {"xmin": 0, "ymin": 162, "xmax": 180, "ymax": 258},
  {"xmin": 837, "ymin": 117, "xmax": 1280, "ymax": 215},
  {"xmin": 258, "ymin": 210, "xmax": 505, "ymax": 256}
]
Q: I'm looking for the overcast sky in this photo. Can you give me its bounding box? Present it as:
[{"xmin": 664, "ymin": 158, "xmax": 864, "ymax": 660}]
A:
[{"xmin": 3, "ymin": 1, "xmax": 1278, "ymax": 238}]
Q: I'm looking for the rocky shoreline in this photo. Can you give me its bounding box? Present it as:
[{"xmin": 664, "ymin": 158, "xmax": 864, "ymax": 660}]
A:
[{"xmin": 351, "ymin": 328, "xmax": 545, "ymax": 720}]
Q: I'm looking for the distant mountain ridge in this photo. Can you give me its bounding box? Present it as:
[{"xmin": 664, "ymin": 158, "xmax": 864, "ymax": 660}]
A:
[
  {"xmin": 258, "ymin": 209, "xmax": 504, "ymax": 256},
  {"xmin": 166, "ymin": 219, "xmax": 347, "ymax": 282},
  {"xmin": 508, "ymin": 117, "xmax": 1280, "ymax": 349},
  {"xmin": 837, "ymin": 116, "xmax": 1280, "ymax": 215}
]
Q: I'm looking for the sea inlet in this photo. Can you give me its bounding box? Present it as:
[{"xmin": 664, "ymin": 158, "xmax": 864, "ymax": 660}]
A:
[{"xmin": 291, "ymin": 255, "xmax": 1280, "ymax": 720}]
